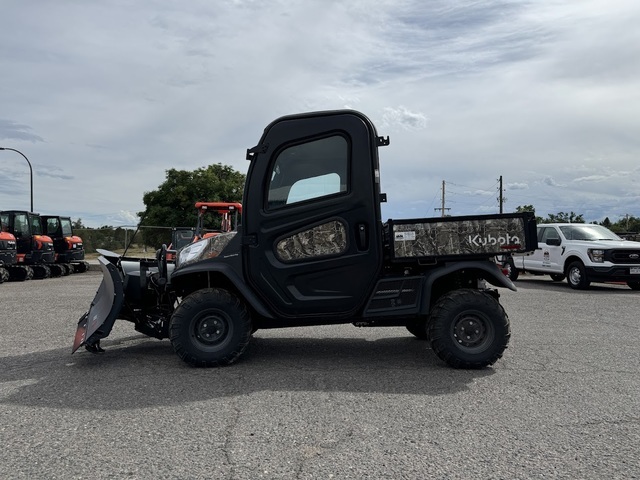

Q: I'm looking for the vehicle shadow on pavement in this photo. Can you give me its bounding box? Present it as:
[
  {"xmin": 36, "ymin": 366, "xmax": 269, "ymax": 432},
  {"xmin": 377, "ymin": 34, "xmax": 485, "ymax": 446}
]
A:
[{"xmin": 0, "ymin": 334, "xmax": 495, "ymax": 411}]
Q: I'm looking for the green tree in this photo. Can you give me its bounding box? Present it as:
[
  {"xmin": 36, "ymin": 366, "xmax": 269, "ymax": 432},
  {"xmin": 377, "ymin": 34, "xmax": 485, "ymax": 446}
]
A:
[
  {"xmin": 139, "ymin": 163, "xmax": 245, "ymax": 248},
  {"xmin": 541, "ymin": 211, "xmax": 584, "ymax": 224},
  {"xmin": 610, "ymin": 215, "xmax": 640, "ymax": 233},
  {"xmin": 72, "ymin": 218, "xmax": 85, "ymax": 229},
  {"xmin": 515, "ymin": 205, "xmax": 543, "ymax": 224}
]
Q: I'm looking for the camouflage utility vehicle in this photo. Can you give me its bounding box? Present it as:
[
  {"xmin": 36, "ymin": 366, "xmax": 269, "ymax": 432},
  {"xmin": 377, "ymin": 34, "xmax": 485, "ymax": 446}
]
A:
[{"xmin": 74, "ymin": 110, "xmax": 537, "ymax": 368}]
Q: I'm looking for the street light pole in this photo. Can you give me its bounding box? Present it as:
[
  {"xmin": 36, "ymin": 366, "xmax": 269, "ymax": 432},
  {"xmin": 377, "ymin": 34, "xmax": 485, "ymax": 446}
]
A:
[{"xmin": 0, "ymin": 147, "xmax": 34, "ymax": 212}]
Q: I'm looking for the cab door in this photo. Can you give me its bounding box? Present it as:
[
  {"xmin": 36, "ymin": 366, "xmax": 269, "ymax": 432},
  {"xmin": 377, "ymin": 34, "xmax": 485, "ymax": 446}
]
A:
[
  {"xmin": 538, "ymin": 226, "xmax": 564, "ymax": 273},
  {"xmin": 243, "ymin": 111, "xmax": 384, "ymax": 319}
]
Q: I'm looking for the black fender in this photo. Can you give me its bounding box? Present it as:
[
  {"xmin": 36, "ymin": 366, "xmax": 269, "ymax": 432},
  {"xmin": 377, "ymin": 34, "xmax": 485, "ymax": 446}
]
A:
[
  {"xmin": 419, "ymin": 260, "xmax": 515, "ymax": 315},
  {"xmin": 171, "ymin": 262, "xmax": 274, "ymax": 318}
]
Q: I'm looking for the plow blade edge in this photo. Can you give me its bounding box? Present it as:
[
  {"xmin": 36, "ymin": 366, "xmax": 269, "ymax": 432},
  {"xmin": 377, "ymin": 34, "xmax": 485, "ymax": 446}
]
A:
[{"xmin": 72, "ymin": 257, "xmax": 124, "ymax": 353}]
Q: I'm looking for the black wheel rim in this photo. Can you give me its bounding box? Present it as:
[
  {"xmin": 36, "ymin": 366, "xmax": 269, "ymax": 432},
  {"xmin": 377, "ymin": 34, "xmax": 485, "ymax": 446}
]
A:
[
  {"xmin": 451, "ymin": 311, "xmax": 494, "ymax": 353},
  {"xmin": 192, "ymin": 309, "xmax": 231, "ymax": 348}
]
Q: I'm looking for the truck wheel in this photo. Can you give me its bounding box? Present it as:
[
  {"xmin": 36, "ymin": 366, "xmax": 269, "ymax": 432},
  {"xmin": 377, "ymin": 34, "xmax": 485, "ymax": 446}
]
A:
[
  {"xmin": 169, "ymin": 288, "xmax": 252, "ymax": 367},
  {"xmin": 566, "ymin": 261, "xmax": 590, "ymax": 290},
  {"xmin": 550, "ymin": 274, "xmax": 565, "ymax": 282},
  {"xmin": 503, "ymin": 257, "xmax": 518, "ymax": 281},
  {"xmin": 427, "ymin": 289, "xmax": 510, "ymax": 369},
  {"xmin": 627, "ymin": 281, "xmax": 640, "ymax": 291}
]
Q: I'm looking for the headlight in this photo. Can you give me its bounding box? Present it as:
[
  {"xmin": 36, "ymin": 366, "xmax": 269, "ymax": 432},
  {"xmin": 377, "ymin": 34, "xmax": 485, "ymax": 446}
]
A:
[
  {"xmin": 176, "ymin": 240, "xmax": 207, "ymax": 268},
  {"xmin": 588, "ymin": 249, "xmax": 605, "ymax": 263},
  {"xmin": 175, "ymin": 232, "xmax": 238, "ymax": 269}
]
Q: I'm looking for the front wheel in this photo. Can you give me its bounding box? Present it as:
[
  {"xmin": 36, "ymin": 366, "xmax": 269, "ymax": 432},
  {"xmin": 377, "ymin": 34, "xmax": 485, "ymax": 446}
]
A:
[
  {"xmin": 566, "ymin": 261, "xmax": 590, "ymax": 290},
  {"xmin": 427, "ymin": 289, "xmax": 510, "ymax": 369},
  {"xmin": 169, "ymin": 288, "xmax": 252, "ymax": 367},
  {"xmin": 503, "ymin": 256, "xmax": 519, "ymax": 281}
]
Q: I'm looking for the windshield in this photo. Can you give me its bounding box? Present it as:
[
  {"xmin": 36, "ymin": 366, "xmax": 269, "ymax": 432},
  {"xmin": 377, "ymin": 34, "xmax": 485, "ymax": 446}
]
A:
[
  {"xmin": 559, "ymin": 224, "xmax": 622, "ymax": 241},
  {"xmin": 60, "ymin": 218, "xmax": 73, "ymax": 236}
]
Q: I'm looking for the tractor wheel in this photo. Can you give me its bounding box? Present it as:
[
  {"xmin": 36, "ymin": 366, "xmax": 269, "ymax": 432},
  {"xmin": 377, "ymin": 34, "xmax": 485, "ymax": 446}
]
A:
[
  {"xmin": 427, "ymin": 289, "xmax": 510, "ymax": 369},
  {"xmin": 566, "ymin": 261, "xmax": 590, "ymax": 290},
  {"xmin": 32, "ymin": 265, "xmax": 51, "ymax": 279},
  {"xmin": 73, "ymin": 261, "xmax": 89, "ymax": 273},
  {"xmin": 49, "ymin": 264, "xmax": 64, "ymax": 277},
  {"xmin": 627, "ymin": 281, "xmax": 640, "ymax": 291},
  {"xmin": 169, "ymin": 288, "xmax": 252, "ymax": 367},
  {"xmin": 550, "ymin": 274, "xmax": 565, "ymax": 282},
  {"xmin": 9, "ymin": 266, "xmax": 33, "ymax": 281},
  {"xmin": 0, "ymin": 267, "xmax": 8, "ymax": 283}
]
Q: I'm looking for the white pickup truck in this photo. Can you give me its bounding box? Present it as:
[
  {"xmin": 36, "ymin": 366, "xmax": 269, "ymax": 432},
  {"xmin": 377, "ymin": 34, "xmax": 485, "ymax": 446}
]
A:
[{"xmin": 511, "ymin": 223, "xmax": 640, "ymax": 290}]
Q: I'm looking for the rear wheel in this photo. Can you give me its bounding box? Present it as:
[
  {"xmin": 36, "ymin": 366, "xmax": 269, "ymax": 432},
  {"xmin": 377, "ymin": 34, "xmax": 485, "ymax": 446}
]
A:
[
  {"xmin": 169, "ymin": 288, "xmax": 252, "ymax": 367},
  {"xmin": 550, "ymin": 274, "xmax": 565, "ymax": 282},
  {"xmin": 627, "ymin": 281, "xmax": 640, "ymax": 291},
  {"xmin": 427, "ymin": 289, "xmax": 510, "ymax": 369},
  {"xmin": 566, "ymin": 261, "xmax": 590, "ymax": 290}
]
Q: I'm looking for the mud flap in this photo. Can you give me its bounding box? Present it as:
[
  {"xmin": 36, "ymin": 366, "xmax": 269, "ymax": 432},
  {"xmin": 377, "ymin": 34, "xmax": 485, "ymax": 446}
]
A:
[{"xmin": 72, "ymin": 257, "xmax": 125, "ymax": 353}]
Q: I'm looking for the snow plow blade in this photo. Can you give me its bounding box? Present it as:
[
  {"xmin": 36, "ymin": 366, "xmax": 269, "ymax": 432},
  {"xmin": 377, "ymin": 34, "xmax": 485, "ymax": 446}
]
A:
[{"xmin": 72, "ymin": 256, "xmax": 124, "ymax": 353}]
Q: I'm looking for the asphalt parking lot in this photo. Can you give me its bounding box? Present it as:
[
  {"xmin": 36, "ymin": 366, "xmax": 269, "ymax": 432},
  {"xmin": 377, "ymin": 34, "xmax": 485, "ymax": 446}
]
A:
[{"xmin": 1, "ymin": 270, "xmax": 638, "ymax": 479}]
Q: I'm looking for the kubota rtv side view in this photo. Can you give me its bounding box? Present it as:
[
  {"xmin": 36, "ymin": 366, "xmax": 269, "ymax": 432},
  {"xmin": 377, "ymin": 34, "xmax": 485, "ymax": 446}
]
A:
[{"xmin": 73, "ymin": 110, "xmax": 537, "ymax": 369}]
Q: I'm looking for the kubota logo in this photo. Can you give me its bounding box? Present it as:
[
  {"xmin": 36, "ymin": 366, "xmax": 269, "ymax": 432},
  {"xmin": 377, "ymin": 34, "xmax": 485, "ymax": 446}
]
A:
[{"xmin": 468, "ymin": 233, "xmax": 520, "ymax": 247}]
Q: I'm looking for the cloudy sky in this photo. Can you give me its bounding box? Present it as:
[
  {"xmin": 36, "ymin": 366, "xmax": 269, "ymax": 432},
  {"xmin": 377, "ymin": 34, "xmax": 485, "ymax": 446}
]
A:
[{"xmin": 1, "ymin": 0, "xmax": 639, "ymax": 228}]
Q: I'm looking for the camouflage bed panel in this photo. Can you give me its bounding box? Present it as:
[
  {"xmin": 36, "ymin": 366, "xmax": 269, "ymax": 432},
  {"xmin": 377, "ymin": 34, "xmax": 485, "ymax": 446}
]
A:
[{"xmin": 392, "ymin": 217, "xmax": 527, "ymax": 259}]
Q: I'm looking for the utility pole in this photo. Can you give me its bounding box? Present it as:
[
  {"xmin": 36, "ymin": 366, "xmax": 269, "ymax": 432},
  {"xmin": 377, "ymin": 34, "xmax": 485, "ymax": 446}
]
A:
[
  {"xmin": 434, "ymin": 180, "xmax": 450, "ymax": 217},
  {"xmin": 497, "ymin": 175, "xmax": 506, "ymax": 214}
]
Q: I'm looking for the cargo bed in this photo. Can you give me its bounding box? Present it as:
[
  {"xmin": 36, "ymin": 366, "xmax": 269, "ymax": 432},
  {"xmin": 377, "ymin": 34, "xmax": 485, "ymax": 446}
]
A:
[{"xmin": 387, "ymin": 212, "xmax": 537, "ymax": 262}]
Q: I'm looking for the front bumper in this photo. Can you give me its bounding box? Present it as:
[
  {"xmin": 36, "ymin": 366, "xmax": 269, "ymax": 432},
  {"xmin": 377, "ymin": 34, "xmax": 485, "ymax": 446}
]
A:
[{"xmin": 585, "ymin": 265, "xmax": 640, "ymax": 283}]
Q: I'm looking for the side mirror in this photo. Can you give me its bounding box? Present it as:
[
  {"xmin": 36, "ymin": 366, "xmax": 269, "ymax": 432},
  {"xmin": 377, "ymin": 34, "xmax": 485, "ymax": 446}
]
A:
[{"xmin": 546, "ymin": 238, "xmax": 561, "ymax": 246}]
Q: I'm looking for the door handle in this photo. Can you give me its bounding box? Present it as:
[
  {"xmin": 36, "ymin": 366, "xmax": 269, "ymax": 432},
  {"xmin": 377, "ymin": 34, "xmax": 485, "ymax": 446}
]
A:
[{"xmin": 356, "ymin": 223, "xmax": 368, "ymax": 251}]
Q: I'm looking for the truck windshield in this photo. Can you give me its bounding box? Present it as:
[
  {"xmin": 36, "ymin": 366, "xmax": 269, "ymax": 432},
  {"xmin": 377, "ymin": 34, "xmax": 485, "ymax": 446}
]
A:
[{"xmin": 559, "ymin": 225, "xmax": 621, "ymax": 241}]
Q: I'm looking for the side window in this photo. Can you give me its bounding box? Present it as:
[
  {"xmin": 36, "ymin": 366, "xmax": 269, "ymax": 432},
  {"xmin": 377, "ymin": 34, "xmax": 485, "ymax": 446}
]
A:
[
  {"xmin": 541, "ymin": 227, "xmax": 560, "ymax": 243},
  {"xmin": 267, "ymin": 135, "xmax": 348, "ymax": 210},
  {"xmin": 47, "ymin": 218, "xmax": 59, "ymax": 234},
  {"xmin": 14, "ymin": 214, "xmax": 28, "ymax": 236},
  {"xmin": 29, "ymin": 215, "xmax": 43, "ymax": 235}
]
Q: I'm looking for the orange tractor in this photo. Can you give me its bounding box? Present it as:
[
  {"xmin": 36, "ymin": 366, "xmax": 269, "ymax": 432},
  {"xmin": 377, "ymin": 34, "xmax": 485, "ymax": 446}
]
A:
[
  {"xmin": 0, "ymin": 215, "xmax": 29, "ymax": 282},
  {"xmin": 41, "ymin": 215, "xmax": 90, "ymax": 273},
  {"xmin": 168, "ymin": 202, "xmax": 242, "ymax": 260},
  {"xmin": 0, "ymin": 210, "xmax": 62, "ymax": 278}
]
